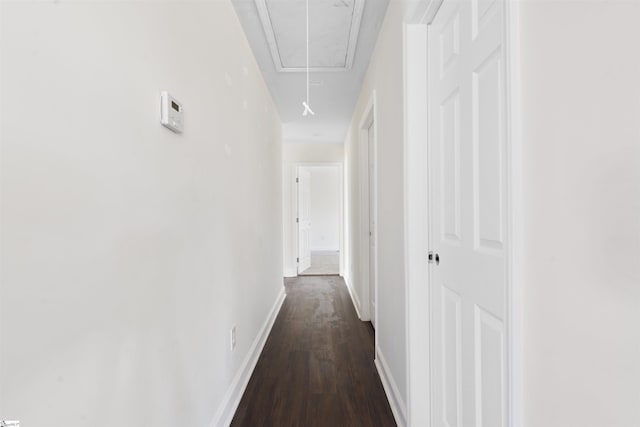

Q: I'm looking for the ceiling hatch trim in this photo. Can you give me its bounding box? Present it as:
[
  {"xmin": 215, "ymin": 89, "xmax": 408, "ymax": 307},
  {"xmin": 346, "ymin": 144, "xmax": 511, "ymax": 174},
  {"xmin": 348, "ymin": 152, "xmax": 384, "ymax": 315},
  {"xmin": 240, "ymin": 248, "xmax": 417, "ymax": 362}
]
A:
[{"xmin": 255, "ymin": 0, "xmax": 365, "ymax": 73}]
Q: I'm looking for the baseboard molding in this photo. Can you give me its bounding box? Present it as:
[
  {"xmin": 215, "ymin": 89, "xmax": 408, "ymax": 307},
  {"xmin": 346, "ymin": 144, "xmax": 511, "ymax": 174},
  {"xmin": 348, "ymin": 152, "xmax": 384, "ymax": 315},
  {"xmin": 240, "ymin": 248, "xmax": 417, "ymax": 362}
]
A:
[
  {"xmin": 209, "ymin": 286, "xmax": 286, "ymax": 427},
  {"xmin": 309, "ymin": 247, "xmax": 340, "ymax": 252},
  {"xmin": 375, "ymin": 349, "xmax": 408, "ymax": 427},
  {"xmin": 284, "ymin": 268, "xmax": 297, "ymax": 278},
  {"xmin": 343, "ymin": 275, "xmax": 363, "ymax": 320}
]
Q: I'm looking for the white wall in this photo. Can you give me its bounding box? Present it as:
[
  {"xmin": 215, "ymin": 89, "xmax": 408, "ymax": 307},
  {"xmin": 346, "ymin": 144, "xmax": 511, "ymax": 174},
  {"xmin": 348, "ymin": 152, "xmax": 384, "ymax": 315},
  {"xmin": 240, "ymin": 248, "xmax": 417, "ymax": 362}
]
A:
[
  {"xmin": 307, "ymin": 167, "xmax": 340, "ymax": 252},
  {"xmin": 0, "ymin": 1, "xmax": 283, "ymax": 426},
  {"xmin": 282, "ymin": 143, "xmax": 343, "ymax": 276},
  {"xmin": 519, "ymin": 1, "xmax": 640, "ymax": 425},
  {"xmin": 345, "ymin": 1, "xmax": 640, "ymax": 426},
  {"xmin": 343, "ymin": 1, "xmax": 407, "ymax": 421}
]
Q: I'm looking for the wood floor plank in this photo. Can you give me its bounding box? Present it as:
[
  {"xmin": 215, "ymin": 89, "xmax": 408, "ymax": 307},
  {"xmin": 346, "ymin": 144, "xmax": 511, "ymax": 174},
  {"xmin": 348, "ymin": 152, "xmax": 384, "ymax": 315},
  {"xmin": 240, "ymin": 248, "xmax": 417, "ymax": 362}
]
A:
[{"xmin": 231, "ymin": 276, "xmax": 397, "ymax": 427}]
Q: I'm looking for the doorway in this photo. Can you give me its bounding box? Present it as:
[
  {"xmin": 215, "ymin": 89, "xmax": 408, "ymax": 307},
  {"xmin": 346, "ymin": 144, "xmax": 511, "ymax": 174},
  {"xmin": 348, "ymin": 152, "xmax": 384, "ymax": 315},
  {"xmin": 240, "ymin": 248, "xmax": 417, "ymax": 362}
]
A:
[
  {"xmin": 296, "ymin": 165, "xmax": 342, "ymax": 276},
  {"xmin": 417, "ymin": 0, "xmax": 519, "ymax": 425},
  {"xmin": 400, "ymin": 0, "xmax": 523, "ymax": 423},
  {"xmin": 365, "ymin": 121, "xmax": 376, "ymax": 328},
  {"xmin": 358, "ymin": 93, "xmax": 377, "ymax": 328}
]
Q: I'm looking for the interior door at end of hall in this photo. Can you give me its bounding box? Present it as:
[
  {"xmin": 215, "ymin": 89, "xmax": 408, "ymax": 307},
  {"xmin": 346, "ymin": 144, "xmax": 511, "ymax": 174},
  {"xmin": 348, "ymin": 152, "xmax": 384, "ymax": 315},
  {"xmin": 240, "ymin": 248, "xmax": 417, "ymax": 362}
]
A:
[
  {"xmin": 429, "ymin": 0, "xmax": 509, "ymax": 426},
  {"xmin": 298, "ymin": 168, "xmax": 312, "ymax": 273}
]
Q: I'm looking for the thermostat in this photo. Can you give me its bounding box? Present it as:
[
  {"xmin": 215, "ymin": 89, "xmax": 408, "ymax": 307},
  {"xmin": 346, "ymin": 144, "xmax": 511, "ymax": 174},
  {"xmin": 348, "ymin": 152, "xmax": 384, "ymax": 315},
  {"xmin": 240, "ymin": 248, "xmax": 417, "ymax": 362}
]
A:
[{"xmin": 160, "ymin": 91, "xmax": 183, "ymax": 133}]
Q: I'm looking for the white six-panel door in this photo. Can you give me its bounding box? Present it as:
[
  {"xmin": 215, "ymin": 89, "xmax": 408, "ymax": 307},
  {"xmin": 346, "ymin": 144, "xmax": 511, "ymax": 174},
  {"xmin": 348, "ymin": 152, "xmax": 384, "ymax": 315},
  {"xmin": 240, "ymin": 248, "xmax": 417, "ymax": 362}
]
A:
[
  {"xmin": 428, "ymin": 0, "xmax": 508, "ymax": 425},
  {"xmin": 297, "ymin": 168, "xmax": 312, "ymax": 273}
]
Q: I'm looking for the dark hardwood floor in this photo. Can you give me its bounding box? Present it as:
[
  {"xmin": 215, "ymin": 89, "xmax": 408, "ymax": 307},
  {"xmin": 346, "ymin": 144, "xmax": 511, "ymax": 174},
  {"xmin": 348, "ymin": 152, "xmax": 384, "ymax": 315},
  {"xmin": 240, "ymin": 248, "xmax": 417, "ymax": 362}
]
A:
[{"xmin": 231, "ymin": 276, "xmax": 397, "ymax": 427}]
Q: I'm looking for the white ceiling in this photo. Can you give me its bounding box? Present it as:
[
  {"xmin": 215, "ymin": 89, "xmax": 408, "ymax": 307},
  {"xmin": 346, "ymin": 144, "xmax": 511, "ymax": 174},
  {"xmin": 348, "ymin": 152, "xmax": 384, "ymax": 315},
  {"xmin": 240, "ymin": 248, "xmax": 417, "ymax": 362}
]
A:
[{"xmin": 232, "ymin": 0, "xmax": 389, "ymax": 144}]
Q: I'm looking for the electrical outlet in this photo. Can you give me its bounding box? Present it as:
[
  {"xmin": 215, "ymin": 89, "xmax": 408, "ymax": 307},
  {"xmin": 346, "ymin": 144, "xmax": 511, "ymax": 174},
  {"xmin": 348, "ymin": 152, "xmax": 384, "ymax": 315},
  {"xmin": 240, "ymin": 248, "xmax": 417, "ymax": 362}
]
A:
[{"xmin": 230, "ymin": 326, "xmax": 236, "ymax": 351}]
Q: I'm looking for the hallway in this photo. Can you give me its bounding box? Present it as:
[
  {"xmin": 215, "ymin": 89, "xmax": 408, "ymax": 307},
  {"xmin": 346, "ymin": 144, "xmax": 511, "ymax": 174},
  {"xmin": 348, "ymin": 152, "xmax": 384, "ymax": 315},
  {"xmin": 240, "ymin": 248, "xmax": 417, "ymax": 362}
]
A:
[
  {"xmin": 2, "ymin": 0, "xmax": 640, "ymax": 425},
  {"xmin": 231, "ymin": 276, "xmax": 395, "ymax": 427}
]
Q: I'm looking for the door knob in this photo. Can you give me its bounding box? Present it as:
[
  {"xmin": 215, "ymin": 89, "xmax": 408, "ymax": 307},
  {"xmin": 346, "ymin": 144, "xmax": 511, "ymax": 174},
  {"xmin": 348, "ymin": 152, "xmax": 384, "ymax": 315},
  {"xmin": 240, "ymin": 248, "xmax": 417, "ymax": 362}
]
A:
[{"xmin": 428, "ymin": 251, "xmax": 440, "ymax": 265}]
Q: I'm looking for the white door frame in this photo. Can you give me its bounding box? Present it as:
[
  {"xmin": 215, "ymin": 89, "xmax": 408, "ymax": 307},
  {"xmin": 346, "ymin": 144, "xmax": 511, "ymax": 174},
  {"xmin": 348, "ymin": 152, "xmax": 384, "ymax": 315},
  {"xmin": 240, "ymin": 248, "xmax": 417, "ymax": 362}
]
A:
[
  {"xmin": 403, "ymin": 1, "xmax": 523, "ymax": 425},
  {"xmin": 291, "ymin": 162, "xmax": 344, "ymax": 277},
  {"xmin": 358, "ymin": 92, "xmax": 378, "ymax": 329}
]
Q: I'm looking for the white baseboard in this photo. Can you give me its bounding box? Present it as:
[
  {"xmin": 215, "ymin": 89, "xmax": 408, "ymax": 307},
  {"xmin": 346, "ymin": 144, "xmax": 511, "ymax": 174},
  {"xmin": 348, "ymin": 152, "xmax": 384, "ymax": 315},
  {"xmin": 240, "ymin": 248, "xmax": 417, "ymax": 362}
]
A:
[
  {"xmin": 375, "ymin": 348, "xmax": 408, "ymax": 427},
  {"xmin": 309, "ymin": 247, "xmax": 340, "ymax": 252},
  {"xmin": 209, "ymin": 286, "xmax": 286, "ymax": 427},
  {"xmin": 343, "ymin": 275, "xmax": 362, "ymax": 320},
  {"xmin": 284, "ymin": 268, "xmax": 297, "ymax": 278}
]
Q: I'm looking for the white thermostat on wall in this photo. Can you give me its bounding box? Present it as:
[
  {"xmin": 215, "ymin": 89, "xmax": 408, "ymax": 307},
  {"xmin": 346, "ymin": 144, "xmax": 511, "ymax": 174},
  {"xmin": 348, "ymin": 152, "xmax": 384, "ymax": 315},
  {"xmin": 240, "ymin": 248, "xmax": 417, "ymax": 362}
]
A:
[{"xmin": 160, "ymin": 91, "xmax": 183, "ymax": 133}]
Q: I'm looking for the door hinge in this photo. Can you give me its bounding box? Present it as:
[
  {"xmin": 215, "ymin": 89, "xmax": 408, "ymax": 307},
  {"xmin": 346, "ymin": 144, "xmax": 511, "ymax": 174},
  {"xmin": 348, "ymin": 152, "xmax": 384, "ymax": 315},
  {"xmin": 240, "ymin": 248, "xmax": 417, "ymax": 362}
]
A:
[
  {"xmin": 296, "ymin": 217, "xmax": 299, "ymax": 223},
  {"xmin": 296, "ymin": 177, "xmax": 299, "ymax": 183},
  {"xmin": 297, "ymin": 257, "xmax": 299, "ymax": 263},
  {"xmin": 428, "ymin": 251, "xmax": 434, "ymax": 263}
]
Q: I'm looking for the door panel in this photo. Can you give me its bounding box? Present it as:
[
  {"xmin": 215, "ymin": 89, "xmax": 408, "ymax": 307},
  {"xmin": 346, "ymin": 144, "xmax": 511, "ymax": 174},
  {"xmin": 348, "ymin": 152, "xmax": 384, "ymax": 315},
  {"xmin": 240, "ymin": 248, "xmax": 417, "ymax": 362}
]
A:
[
  {"xmin": 442, "ymin": 285, "xmax": 463, "ymax": 427},
  {"xmin": 474, "ymin": 306, "xmax": 505, "ymax": 427},
  {"xmin": 441, "ymin": 89, "xmax": 462, "ymax": 243},
  {"xmin": 473, "ymin": 49, "xmax": 504, "ymax": 251},
  {"xmin": 298, "ymin": 168, "xmax": 311, "ymax": 273},
  {"xmin": 429, "ymin": 0, "xmax": 508, "ymax": 425},
  {"xmin": 440, "ymin": 9, "xmax": 460, "ymax": 76}
]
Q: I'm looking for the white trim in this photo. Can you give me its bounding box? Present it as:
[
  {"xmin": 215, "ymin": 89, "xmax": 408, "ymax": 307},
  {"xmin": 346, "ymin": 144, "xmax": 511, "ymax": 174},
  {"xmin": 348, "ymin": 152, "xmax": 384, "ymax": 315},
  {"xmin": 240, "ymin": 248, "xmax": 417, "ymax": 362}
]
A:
[
  {"xmin": 375, "ymin": 349, "xmax": 408, "ymax": 427},
  {"xmin": 344, "ymin": 274, "xmax": 363, "ymax": 320},
  {"xmin": 405, "ymin": 0, "xmax": 444, "ymax": 25},
  {"xmin": 209, "ymin": 287, "xmax": 286, "ymax": 427},
  {"xmin": 291, "ymin": 162, "xmax": 344, "ymax": 277},
  {"xmin": 504, "ymin": 0, "xmax": 524, "ymax": 424},
  {"xmin": 254, "ymin": 0, "xmax": 364, "ymax": 72},
  {"xmin": 358, "ymin": 91, "xmax": 378, "ymax": 130},
  {"xmin": 357, "ymin": 91, "xmax": 378, "ymax": 330},
  {"xmin": 402, "ymin": 22, "xmax": 430, "ymax": 427},
  {"xmin": 423, "ymin": 0, "xmax": 444, "ymax": 25}
]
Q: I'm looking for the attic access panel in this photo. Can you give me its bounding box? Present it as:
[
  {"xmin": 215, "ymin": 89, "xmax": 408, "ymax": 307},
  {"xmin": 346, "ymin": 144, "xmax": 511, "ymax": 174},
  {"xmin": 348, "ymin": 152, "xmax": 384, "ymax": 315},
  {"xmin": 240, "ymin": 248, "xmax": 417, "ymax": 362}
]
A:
[{"xmin": 255, "ymin": 0, "xmax": 364, "ymax": 72}]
